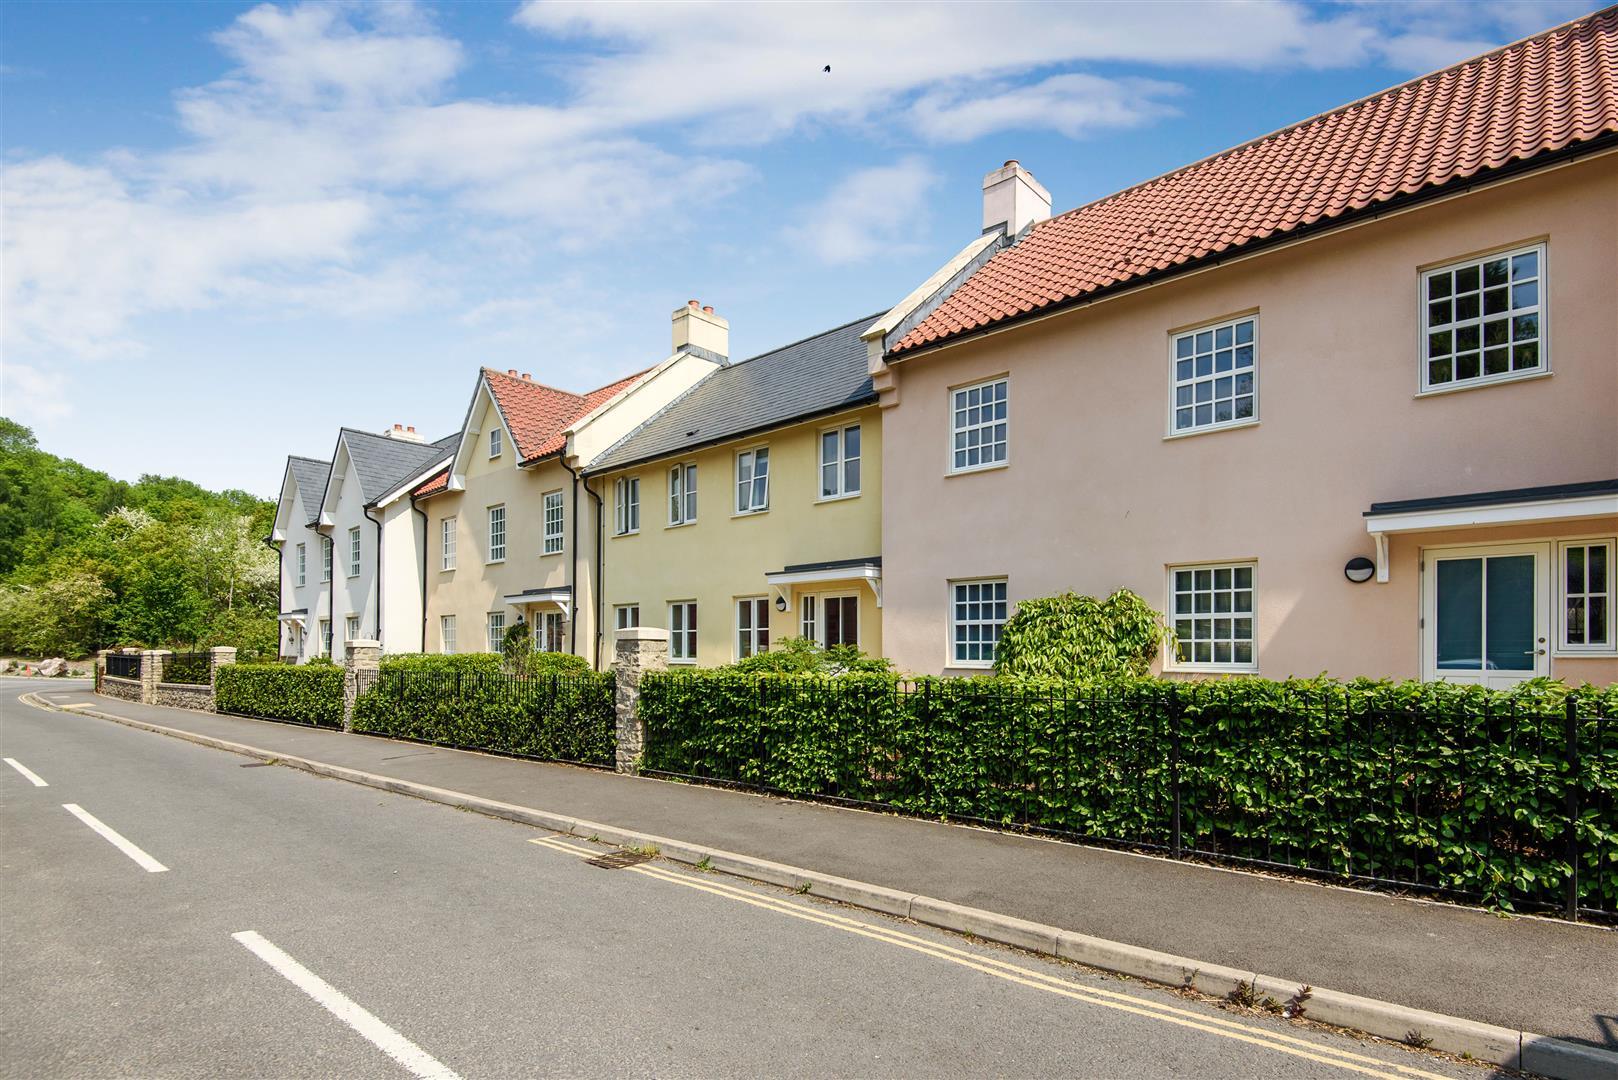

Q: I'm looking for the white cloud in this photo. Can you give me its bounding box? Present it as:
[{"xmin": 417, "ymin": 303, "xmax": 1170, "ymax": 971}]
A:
[
  {"xmin": 785, "ymin": 158, "xmax": 939, "ymax": 265},
  {"xmin": 0, "ymin": 361, "xmax": 73, "ymax": 423},
  {"xmin": 912, "ymin": 74, "xmax": 1183, "ymax": 143}
]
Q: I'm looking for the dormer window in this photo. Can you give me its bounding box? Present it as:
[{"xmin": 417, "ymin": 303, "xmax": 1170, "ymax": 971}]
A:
[{"xmin": 489, "ymin": 428, "xmax": 503, "ymax": 458}]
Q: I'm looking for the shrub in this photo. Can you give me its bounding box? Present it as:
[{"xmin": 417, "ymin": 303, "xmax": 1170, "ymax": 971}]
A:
[
  {"xmin": 377, "ymin": 651, "xmax": 590, "ymax": 677},
  {"xmin": 993, "ymin": 589, "xmax": 1170, "ymax": 681},
  {"xmin": 215, "ymin": 663, "xmax": 343, "ymax": 727},
  {"xmin": 728, "ymin": 636, "xmax": 894, "ymax": 676}
]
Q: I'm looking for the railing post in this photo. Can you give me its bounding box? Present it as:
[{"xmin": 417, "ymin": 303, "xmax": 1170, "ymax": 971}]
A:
[
  {"xmin": 343, "ymin": 639, "xmax": 381, "ymax": 732},
  {"xmin": 613, "ymin": 627, "xmax": 668, "ymax": 774},
  {"xmin": 139, "ymin": 649, "xmax": 171, "ymax": 705},
  {"xmin": 207, "ymin": 646, "xmax": 237, "ymax": 714},
  {"xmin": 1564, "ymin": 693, "xmax": 1581, "ymax": 922}
]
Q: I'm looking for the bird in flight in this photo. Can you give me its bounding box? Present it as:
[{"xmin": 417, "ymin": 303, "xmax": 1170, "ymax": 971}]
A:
[{"xmin": 823, "ymin": 65, "xmax": 831, "ymax": 73}]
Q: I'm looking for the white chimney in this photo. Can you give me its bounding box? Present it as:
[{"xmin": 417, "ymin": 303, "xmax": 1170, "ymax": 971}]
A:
[
  {"xmin": 384, "ymin": 423, "xmax": 424, "ymax": 443},
  {"xmin": 671, "ymin": 299, "xmax": 729, "ymax": 358},
  {"xmin": 982, "ymin": 160, "xmax": 1051, "ymax": 237}
]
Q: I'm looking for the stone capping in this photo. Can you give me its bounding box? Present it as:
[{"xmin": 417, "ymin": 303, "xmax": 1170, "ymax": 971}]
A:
[{"xmin": 615, "ymin": 627, "xmax": 669, "ymax": 642}]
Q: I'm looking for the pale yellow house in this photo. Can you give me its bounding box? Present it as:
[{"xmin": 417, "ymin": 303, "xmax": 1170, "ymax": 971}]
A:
[{"xmin": 584, "ymin": 313, "xmax": 885, "ymax": 667}]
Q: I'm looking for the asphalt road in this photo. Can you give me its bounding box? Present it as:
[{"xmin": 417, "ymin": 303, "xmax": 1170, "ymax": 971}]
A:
[{"xmin": 2, "ymin": 681, "xmax": 1502, "ymax": 1079}]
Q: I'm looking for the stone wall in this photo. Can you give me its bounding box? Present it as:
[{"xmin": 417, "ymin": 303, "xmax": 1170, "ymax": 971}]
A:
[
  {"xmin": 100, "ymin": 675, "xmax": 141, "ymax": 703},
  {"xmin": 153, "ymin": 682, "xmax": 213, "ymax": 711}
]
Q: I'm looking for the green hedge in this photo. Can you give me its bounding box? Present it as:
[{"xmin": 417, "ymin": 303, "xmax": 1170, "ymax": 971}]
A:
[
  {"xmin": 352, "ymin": 665, "xmax": 615, "ymax": 766},
  {"xmin": 215, "ymin": 663, "xmax": 343, "ymax": 728},
  {"xmin": 639, "ymin": 672, "xmax": 1618, "ymax": 915},
  {"xmin": 376, "ymin": 652, "xmax": 591, "ymax": 677}
]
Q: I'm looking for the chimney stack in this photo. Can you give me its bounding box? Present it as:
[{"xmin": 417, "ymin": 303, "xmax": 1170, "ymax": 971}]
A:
[
  {"xmin": 671, "ymin": 298, "xmax": 728, "ymax": 358},
  {"xmin": 982, "ymin": 159, "xmax": 1050, "ymax": 237},
  {"xmin": 384, "ymin": 423, "xmax": 425, "ymax": 443}
]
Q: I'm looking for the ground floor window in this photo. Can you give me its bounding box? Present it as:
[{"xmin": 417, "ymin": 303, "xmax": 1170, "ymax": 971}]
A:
[
  {"xmin": 736, "ymin": 597, "xmax": 770, "ymax": 659},
  {"xmin": 1560, "ymin": 539, "xmax": 1614, "ymax": 652},
  {"xmin": 487, "ymin": 611, "xmax": 505, "ymax": 653},
  {"xmin": 1169, "ymin": 563, "xmax": 1255, "ymax": 668},
  {"xmin": 670, "ymin": 602, "xmax": 697, "ymax": 662},
  {"xmin": 950, "ymin": 579, "xmax": 1006, "ymax": 667},
  {"xmin": 319, "ymin": 619, "xmax": 332, "ymax": 656},
  {"xmin": 615, "ymin": 604, "xmax": 640, "ymax": 631},
  {"xmin": 823, "ymin": 595, "xmax": 858, "ymax": 647},
  {"xmin": 440, "ymin": 615, "xmax": 456, "ymax": 654},
  {"xmin": 799, "ymin": 596, "xmax": 816, "ymax": 641}
]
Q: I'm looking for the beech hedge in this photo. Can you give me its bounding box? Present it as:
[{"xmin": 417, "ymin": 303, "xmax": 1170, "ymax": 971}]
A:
[
  {"xmin": 638, "ymin": 672, "xmax": 1618, "ymax": 915},
  {"xmin": 215, "ymin": 663, "xmax": 343, "ymax": 727}
]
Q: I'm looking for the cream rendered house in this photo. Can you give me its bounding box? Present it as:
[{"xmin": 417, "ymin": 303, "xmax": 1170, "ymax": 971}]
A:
[
  {"xmin": 872, "ymin": 12, "xmax": 1618, "ymax": 683},
  {"xmin": 415, "ymin": 302, "xmax": 724, "ymax": 665},
  {"xmin": 269, "ymin": 455, "xmax": 332, "ymax": 662}
]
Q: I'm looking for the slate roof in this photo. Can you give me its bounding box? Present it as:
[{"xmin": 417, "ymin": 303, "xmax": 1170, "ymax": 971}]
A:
[
  {"xmin": 287, "ymin": 456, "xmax": 331, "ymax": 503},
  {"xmin": 339, "ymin": 428, "xmax": 457, "ymax": 507},
  {"xmin": 588, "ymin": 313, "xmax": 884, "ymax": 473},
  {"xmin": 891, "ymin": 7, "xmax": 1618, "ymax": 356}
]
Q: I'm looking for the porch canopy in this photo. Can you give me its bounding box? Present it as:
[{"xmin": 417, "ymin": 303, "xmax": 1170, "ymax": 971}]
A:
[
  {"xmin": 1363, "ymin": 478, "xmax": 1618, "ymax": 582},
  {"xmin": 277, "ymin": 609, "xmax": 309, "ymax": 625},
  {"xmin": 501, "ymin": 585, "xmax": 572, "ymax": 619},
  {"xmin": 764, "ymin": 556, "xmax": 882, "ymax": 607}
]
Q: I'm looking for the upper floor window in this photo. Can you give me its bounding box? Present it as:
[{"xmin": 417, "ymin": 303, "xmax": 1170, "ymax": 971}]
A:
[
  {"xmin": 440, "ymin": 517, "xmax": 456, "ymax": 571},
  {"xmin": 668, "ymin": 463, "xmax": 697, "ymax": 526},
  {"xmin": 1172, "ymin": 316, "xmax": 1256, "ymax": 434},
  {"xmin": 1560, "ymin": 539, "xmax": 1613, "ymax": 653},
  {"xmin": 736, "ymin": 597, "xmax": 770, "ymax": 659},
  {"xmin": 950, "ymin": 578, "xmax": 1006, "ymax": 667},
  {"xmin": 489, "ymin": 427, "xmax": 503, "ymax": 458},
  {"xmin": 670, "ymin": 601, "xmax": 697, "ymax": 663},
  {"xmin": 736, "ymin": 448, "xmax": 770, "ymax": 514},
  {"xmin": 820, "ymin": 424, "xmax": 861, "ymax": 499},
  {"xmin": 295, "ymin": 543, "xmax": 306, "ymax": 587},
  {"xmin": 1422, "ymin": 243, "xmax": 1544, "ymax": 393},
  {"xmin": 1169, "ymin": 562, "xmax": 1256, "ymax": 669},
  {"xmin": 347, "ymin": 526, "xmax": 361, "ymax": 577},
  {"xmin": 614, "ymin": 477, "xmax": 640, "ymax": 535},
  {"xmin": 321, "ymin": 537, "xmax": 332, "ymax": 582},
  {"xmin": 487, "ymin": 504, "xmax": 506, "ymax": 563},
  {"xmin": 543, "ymin": 491, "xmax": 564, "ymax": 555},
  {"xmin": 950, "ymin": 379, "xmax": 1007, "ymax": 473}
]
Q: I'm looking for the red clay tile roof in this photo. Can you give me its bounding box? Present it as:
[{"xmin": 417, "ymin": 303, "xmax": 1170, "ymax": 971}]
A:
[
  {"xmin": 890, "ymin": 8, "xmax": 1618, "ymax": 357},
  {"xmin": 411, "ymin": 368, "xmax": 648, "ymax": 497}
]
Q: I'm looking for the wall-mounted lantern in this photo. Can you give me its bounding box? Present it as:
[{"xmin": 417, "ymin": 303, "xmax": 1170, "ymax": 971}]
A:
[{"xmin": 1344, "ymin": 556, "xmax": 1376, "ymax": 584}]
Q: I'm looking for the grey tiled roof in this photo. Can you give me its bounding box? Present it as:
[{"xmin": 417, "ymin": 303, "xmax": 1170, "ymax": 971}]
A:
[
  {"xmin": 340, "ymin": 429, "xmax": 456, "ymax": 506},
  {"xmin": 588, "ymin": 312, "xmax": 882, "ymax": 472},
  {"xmin": 287, "ymin": 456, "xmax": 331, "ymax": 503}
]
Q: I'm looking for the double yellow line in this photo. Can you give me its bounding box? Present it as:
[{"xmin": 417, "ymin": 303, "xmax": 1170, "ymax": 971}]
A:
[{"xmin": 527, "ymin": 836, "xmax": 1454, "ymax": 1080}]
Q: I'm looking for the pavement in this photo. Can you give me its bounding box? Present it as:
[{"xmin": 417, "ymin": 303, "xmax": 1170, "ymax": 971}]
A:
[{"xmin": 12, "ymin": 682, "xmax": 1618, "ymax": 1065}]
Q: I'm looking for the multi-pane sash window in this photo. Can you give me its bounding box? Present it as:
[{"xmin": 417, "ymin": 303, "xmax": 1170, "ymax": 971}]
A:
[
  {"xmin": 1172, "ymin": 317, "xmax": 1256, "ymax": 433},
  {"xmin": 1561, "ymin": 540, "xmax": 1613, "ymax": 651},
  {"xmin": 800, "ymin": 596, "xmax": 817, "ymax": 641},
  {"xmin": 736, "ymin": 448, "xmax": 770, "ymax": 513},
  {"xmin": 489, "ymin": 427, "xmax": 503, "ymax": 458},
  {"xmin": 670, "ymin": 602, "xmax": 697, "ymax": 662},
  {"xmin": 615, "ymin": 605, "xmax": 640, "ymax": 631},
  {"xmin": 668, "ymin": 464, "xmax": 697, "ymax": 525},
  {"xmin": 487, "ymin": 611, "xmax": 505, "ymax": 653},
  {"xmin": 320, "ymin": 620, "xmax": 332, "ymax": 656},
  {"xmin": 951, "ymin": 579, "xmax": 1006, "ymax": 666},
  {"xmin": 950, "ymin": 379, "xmax": 1008, "ymax": 472},
  {"xmin": 820, "ymin": 425, "xmax": 861, "ymax": 498},
  {"xmin": 348, "ymin": 526, "xmax": 361, "ymax": 577},
  {"xmin": 321, "ymin": 537, "xmax": 332, "ymax": 582},
  {"xmin": 1171, "ymin": 564, "xmax": 1255, "ymax": 667},
  {"xmin": 346, "ymin": 615, "xmax": 359, "ymax": 642},
  {"xmin": 1422, "ymin": 244, "xmax": 1544, "ymax": 391},
  {"xmin": 824, "ymin": 596, "xmax": 858, "ymax": 647},
  {"xmin": 295, "ymin": 543, "xmax": 306, "ymax": 587},
  {"xmin": 441, "ymin": 517, "xmax": 456, "ymax": 571},
  {"xmin": 543, "ymin": 491, "xmax": 564, "ymax": 555},
  {"xmin": 736, "ymin": 598, "xmax": 770, "ymax": 659},
  {"xmin": 440, "ymin": 615, "xmax": 456, "ymax": 654},
  {"xmin": 537, "ymin": 611, "xmax": 564, "ymax": 653},
  {"xmin": 487, "ymin": 505, "xmax": 506, "ymax": 562},
  {"xmin": 614, "ymin": 477, "xmax": 640, "ymax": 535}
]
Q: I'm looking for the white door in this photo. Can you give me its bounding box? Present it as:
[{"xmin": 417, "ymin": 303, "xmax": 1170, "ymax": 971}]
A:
[{"xmin": 1421, "ymin": 543, "xmax": 1549, "ymax": 686}]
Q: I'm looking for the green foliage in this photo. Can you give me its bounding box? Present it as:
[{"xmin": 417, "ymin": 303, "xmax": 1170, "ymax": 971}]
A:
[
  {"xmin": 215, "ymin": 663, "xmax": 343, "ymax": 727},
  {"xmin": 501, "ymin": 620, "xmax": 532, "ymax": 674},
  {"xmin": 727, "ymin": 636, "xmax": 894, "ymax": 675},
  {"xmin": 353, "ymin": 663, "xmax": 615, "ymax": 765},
  {"xmin": 993, "ymin": 590, "xmax": 1170, "ymax": 681},
  {"xmin": 639, "ymin": 671, "xmax": 1618, "ymax": 914}
]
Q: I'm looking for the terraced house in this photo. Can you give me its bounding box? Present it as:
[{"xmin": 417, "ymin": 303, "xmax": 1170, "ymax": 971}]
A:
[
  {"xmin": 870, "ymin": 10, "xmax": 1618, "ymax": 683},
  {"xmin": 268, "ymin": 455, "xmax": 332, "ymax": 662}
]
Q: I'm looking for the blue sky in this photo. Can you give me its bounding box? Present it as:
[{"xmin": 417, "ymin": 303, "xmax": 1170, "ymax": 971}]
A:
[{"xmin": 1, "ymin": 0, "xmax": 1596, "ymax": 497}]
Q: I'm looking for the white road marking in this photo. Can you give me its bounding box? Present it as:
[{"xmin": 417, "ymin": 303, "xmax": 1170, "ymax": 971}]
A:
[
  {"xmin": 4, "ymin": 757, "xmax": 48, "ymax": 786},
  {"xmin": 61, "ymin": 803, "xmax": 168, "ymax": 873},
  {"xmin": 232, "ymin": 931, "xmax": 461, "ymax": 1080}
]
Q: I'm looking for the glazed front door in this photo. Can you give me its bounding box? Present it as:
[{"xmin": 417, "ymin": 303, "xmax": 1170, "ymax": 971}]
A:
[{"xmin": 1422, "ymin": 543, "xmax": 1549, "ymax": 686}]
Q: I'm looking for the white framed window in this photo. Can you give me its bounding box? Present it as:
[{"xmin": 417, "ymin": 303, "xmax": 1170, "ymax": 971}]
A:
[
  {"xmin": 949, "ymin": 378, "xmax": 1008, "ymax": 473},
  {"xmin": 1421, "ymin": 243, "xmax": 1545, "ymax": 393},
  {"xmin": 614, "ymin": 604, "xmax": 640, "ymax": 631},
  {"xmin": 950, "ymin": 578, "xmax": 1006, "ymax": 667},
  {"xmin": 1559, "ymin": 539, "xmax": 1614, "ymax": 653},
  {"xmin": 1169, "ymin": 563, "xmax": 1256, "ymax": 669},
  {"xmin": 347, "ymin": 526, "xmax": 361, "ymax": 577},
  {"xmin": 800, "ymin": 596, "xmax": 817, "ymax": 641},
  {"xmin": 823, "ymin": 595, "xmax": 859, "ymax": 648},
  {"xmin": 736, "ymin": 597, "xmax": 770, "ymax": 659},
  {"xmin": 487, "ymin": 611, "xmax": 505, "ymax": 653},
  {"xmin": 536, "ymin": 611, "xmax": 565, "ymax": 653},
  {"xmin": 321, "ymin": 537, "xmax": 332, "ymax": 582},
  {"xmin": 489, "ymin": 427, "xmax": 503, "ymax": 458},
  {"xmin": 487, "ymin": 505, "xmax": 506, "ymax": 562},
  {"xmin": 542, "ymin": 491, "xmax": 564, "ymax": 555},
  {"xmin": 319, "ymin": 619, "xmax": 332, "ymax": 656},
  {"xmin": 345, "ymin": 615, "xmax": 359, "ymax": 642},
  {"xmin": 295, "ymin": 543, "xmax": 307, "ymax": 587},
  {"xmin": 614, "ymin": 477, "xmax": 640, "ymax": 535},
  {"xmin": 440, "ymin": 517, "xmax": 457, "ymax": 571},
  {"xmin": 669, "ymin": 601, "xmax": 697, "ymax": 663},
  {"xmin": 668, "ymin": 463, "xmax": 697, "ymax": 526},
  {"xmin": 1171, "ymin": 315, "xmax": 1256, "ymax": 434},
  {"xmin": 736, "ymin": 448, "xmax": 770, "ymax": 514},
  {"xmin": 819, "ymin": 424, "xmax": 862, "ymax": 499},
  {"xmin": 440, "ymin": 615, "xmax": 457, "ymax": 654}
]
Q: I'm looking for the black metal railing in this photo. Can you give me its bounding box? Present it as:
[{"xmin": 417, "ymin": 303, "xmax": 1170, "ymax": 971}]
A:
[
  {"xmin": 161, "ymin": 652, "xmax": 212, "ymax": 685},
  {"xmin": 639, "ymin": 675, "xmax": 1616, "ymax": 921},
  {"xmin": 105, "ymin": 653, "xmax": 141, "ymax": 680},
  {"xmin": 351, "ymin": 668, "xmax": 616, "ymax": 768}
]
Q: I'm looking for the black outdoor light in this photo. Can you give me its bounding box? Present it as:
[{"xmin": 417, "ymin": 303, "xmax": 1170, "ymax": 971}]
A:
[
  {"xmin": 1344, "ymin": 556, "xmax": 1376, "ymax": 583},
  {"xmin": 774, "ymin": 594, "xmax": 788, "ymax": 612}
]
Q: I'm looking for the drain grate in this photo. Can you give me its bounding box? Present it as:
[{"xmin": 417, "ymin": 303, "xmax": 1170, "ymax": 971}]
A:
[
  {"xmin": 239, "ymin": 761, "xmax": 272, "ymax": 768},
  {"xmin": 585, "ymin": 850, "xmax": 655, "ymax": 870}
]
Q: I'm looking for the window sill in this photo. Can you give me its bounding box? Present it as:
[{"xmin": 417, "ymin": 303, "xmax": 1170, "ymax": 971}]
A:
[
  {"xmin": 669, "ymin": 657, "xmax": 697, "ymax": 666},
  {"xmin": 612, "ymin": 530, "xmax": 639, "ymax": 539},
  {"xmin": 816, "ymin": 491, "xmax": 862, "ymax": 504},
  {"xmin": 1416, "ymin": 369, "xmax": 1551, "ymax": 398},
  {"xmin": 1163, "ymin": 418, "xmax": 1259, "ymax": 441},
  {"xmin": 946, "ymin": 461, "xmax": 1009, "ymax": 479},
  {"xmin": 665, "ymin": 521, "xmax": 696, "ymax": 530},
  {"xmin": 540, "ymin": 549, "xmax": 563, "ymax": 558},
  {"xmin": 486, "ymin": 558, "xmax": 506, "ymax": 565},
  {"xmin": 732, "ymin": 509, "xmax": 770, "ymax": 519},
  {"xmin": 946, "ymin": 660, "xmax": 995, "ymax": 671},
  {"xmin": 1552, "ymin": 648, "xmax": 1618, "ymax": 659},
  {"xmin": 1164, "ymin": 663, "xmax": 1260, "ymax": 675}
]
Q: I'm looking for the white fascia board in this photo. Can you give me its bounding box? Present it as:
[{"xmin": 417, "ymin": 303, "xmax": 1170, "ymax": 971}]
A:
[
  {"xmin": 862, "ymin": 233, "xmax": 1001, "ymax": 347},
  {"xmin": 316, "ymin": 438, "xmax": 351, "ymax": 525},
  {"xmin": 1364, "ymin": 493, "xmax": 1618, "ymax": 535}
]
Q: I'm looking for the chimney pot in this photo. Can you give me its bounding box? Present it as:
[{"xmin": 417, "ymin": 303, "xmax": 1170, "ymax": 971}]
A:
[
  {"xmin": 407, "ymin": 425, "xmax": 415, "ymax": 433},
  {"xmin": 703, "ymin": 305, "xmax": 714, "ymax": 315},
  {"xmin": 671, "ymin": 299, "xmax": 729, "ymax": 358},
  {"xmin": 688, "ymin": 299, "xmax": 700, "ymax": 309},
  {"xmin": 507, "ymin": 368, "xmax": 518, "ymax": 376},
  {"xmin": 521, "ymin": 373, "xmax": 531, "ymax": 381},
  {"xmin": 393, "ymin": 423, "xmax": 402, "ymax": 431},
  {"xmin": 982, "ymin": 159, "xmax": 1051, "ymax": 237}
]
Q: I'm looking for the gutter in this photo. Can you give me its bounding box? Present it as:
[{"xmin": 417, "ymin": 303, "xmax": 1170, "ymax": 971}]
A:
[
  {"xmin": 585, "ymin": 475, "xmax": 606, "ymax": 669},
  {"xmin": 559, "ymin": 458, "xmax": 583, "ymax": 656},
  {"xmin": 410, "ymin": 494, "xmax": 429, "ymax": 652},
  {"xmin": 363, "ymin": 502, "xmax": 383, "ymax": 644}
]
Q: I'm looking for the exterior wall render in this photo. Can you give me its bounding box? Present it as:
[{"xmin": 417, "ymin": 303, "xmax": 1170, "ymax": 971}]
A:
[{"xmin": 278, "ymin": 475, "xmax": 329, "ymax": 663}]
